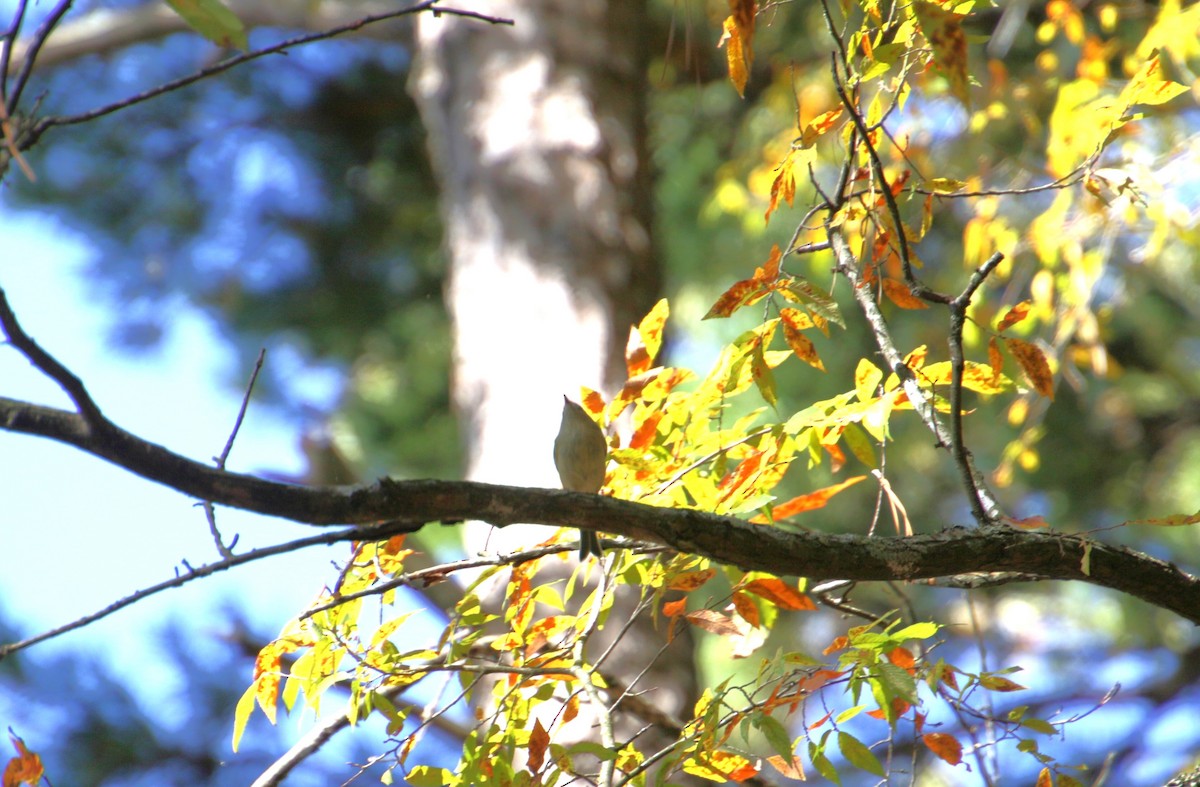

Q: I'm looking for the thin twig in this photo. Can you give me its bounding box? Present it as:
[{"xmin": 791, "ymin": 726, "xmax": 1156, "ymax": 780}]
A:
[
  {"xmin": 0, "ymin": 287, "xmax": 107, "ymax": 428},
  {"xmin": 0, "ymin": 0, "xmax": 32, "ymax": 102},
  {"xmin": 0, "ymin": 521, "xmax": 425, "ymax": 662},
  {"xmin": 831, "ymin": 55, "xmax": 950, "ymax": 305},
  {"xmin": 947, "ymin": 253, "xmax": 1005, "ymax": 523},
  {"xmin": 5, "ymin": 0, "xmax": 71, "ymax": 115},
  {"xmin": 216, "ymin": 348, "xmax": 266, "ymax": 468},
  {"xmin": 19, "ymin": 2, "xmax": 513, "ymax": 149},
  {"xmin": 204, "ymin": 348, "xmax": 267, "ymax": 557}
]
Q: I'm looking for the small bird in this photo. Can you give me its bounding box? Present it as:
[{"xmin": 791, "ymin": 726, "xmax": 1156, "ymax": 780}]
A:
[{"xmin": 553, "ymin": 396, "xmax": 608, "ymax": 559}]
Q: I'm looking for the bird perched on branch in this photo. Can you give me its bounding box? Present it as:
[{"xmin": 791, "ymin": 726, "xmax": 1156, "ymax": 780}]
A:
[{"xmin": 553, "ymin": 396, "xmax": 608, "ymax": 560}]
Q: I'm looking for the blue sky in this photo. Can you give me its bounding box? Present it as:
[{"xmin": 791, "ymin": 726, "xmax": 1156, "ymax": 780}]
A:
[{"xmin": 0, "ymin": 206, "xmax": 342, "ymax": 702}]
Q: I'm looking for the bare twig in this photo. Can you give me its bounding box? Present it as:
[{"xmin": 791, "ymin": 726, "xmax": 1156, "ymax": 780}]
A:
[
  {"xmin": 0, "ymin": 287, "xmax": 107, "ymax": 428},
  {"xmin": 0, "ymin": 520, "xmax": 424, "ymax": 662},
  {"xmin": 17, "ymin": 2, "xmax": 513, "ymax": 151},
  {"xmin": 947, "ymin": 253, "xmax": 1006, "ymax": 524},
  {"xmin": 5, "ymin": 0, "xmax": 72, "ymax": 114}
]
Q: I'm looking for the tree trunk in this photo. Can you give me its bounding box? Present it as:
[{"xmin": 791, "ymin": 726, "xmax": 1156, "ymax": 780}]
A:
[{"xmin": 410, "ymin": 0, "xmax": 695, "ymax": 773}]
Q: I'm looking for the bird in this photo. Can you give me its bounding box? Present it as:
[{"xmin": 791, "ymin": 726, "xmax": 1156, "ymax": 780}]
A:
[{"xmin": 553, "ymin": 396, "xmax": 608, "ymax": 560}]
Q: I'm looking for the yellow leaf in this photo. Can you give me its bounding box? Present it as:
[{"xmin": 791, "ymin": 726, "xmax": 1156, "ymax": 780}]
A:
[
  {"xmin": 856, "ymin": 358, "xmax": 883, "ymax": 402},
  {"xmin": 926, "ymin": 177, "xmax": 966, "ymax": 193},
  {"xmin": 1118, "ymin": 50, "xmax": 1190, "ymax": 109}
]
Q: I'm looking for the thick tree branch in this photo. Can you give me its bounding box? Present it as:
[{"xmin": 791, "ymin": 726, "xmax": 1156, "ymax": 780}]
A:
[{"xmin": 0, "ymin": 392, "xmax": 1197, "ymax": 622}]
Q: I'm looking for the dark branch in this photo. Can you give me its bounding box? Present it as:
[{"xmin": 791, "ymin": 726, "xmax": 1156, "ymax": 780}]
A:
[{"xmin": 0, "ymin": 393, "xmax": 1197, "ymax": 622}]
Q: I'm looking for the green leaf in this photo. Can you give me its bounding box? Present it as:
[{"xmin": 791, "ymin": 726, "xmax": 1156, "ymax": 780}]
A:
[
  {"xmin": 753, "ymin": 713, "xmax": 794, "ymax": 760},
  {"xmin": 838, "ymin": 731, "xmax": 886, "ymax": 777},
  {"xmin": 165, "ymin": 0, "xmax": 249, "ymax": 50}
]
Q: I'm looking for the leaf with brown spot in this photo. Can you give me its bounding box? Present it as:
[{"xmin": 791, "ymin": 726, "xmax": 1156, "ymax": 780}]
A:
[
  {"xmin": 704, "ymin": 276, "xmax": 770, "ymax": 319},
  {"xmin": 1005, "ymin": 338, "xmax": 1055, "ymax": 399}
]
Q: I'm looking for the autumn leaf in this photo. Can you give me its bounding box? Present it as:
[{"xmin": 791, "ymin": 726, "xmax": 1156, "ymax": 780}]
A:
[
  {"xmin": 912, "ymin": 0, "xmax": 971, "ymax": 109},
  {"xmin": 996, "ymin": 300, "xmax": 1032, "ymax": 332},
  {"xmin": 669, "ymin": 568, "xmax": 717, "ymax": 591},
  {"xmin": 882, "ymin": 278, "xmax": 930, "ymax": 309},
  {"xmin": 765, "ymin": 155, "xmax": 797, "ymax": 224},
  {"xmin": 719, "ymin": 0, "xmax": 756, "ymax": 98},
  {"xmin": 781, "ymin": 309, "xmax": 825, "ymax": 370},
  {"xmin": 923, "ymin": 732, "xmax": 963, "ymax": 765},
  {"xmin": 1124, "ymin": 510, "xmax": 1200, "ymax": 526},
  {"xmin": 527, "ymin": 719, "xmax": 550, "ymax": 771},
  {"xmin": 686, "ymin": 609, "xmax": 742, "ymax": 636},
  {"xmin": 799, "ymin": 106, "xmax": 845, "ymax": 147},
  {"xmin": 742, "ymin": 577, "xmax": 817, "ymax": 610},
  {"xmin": 732, "ymin": 591, "xmax": 762, "ymax": 627},
  {"xmin": 3, "ymin": 731, "xmax": 44, "ymax": 787},
  {"xmin": 755, "ymin": 475, "xmax": 866, "ymax": 521},
  {"xmin": 979, "ymin": 674, "xmax": 1027, "ymax": 692},
  {"xmin": 626, "ymin": 298, "xmax": 669, "ymax": 376},
  {"xmin": 1005, "ymin": 337, "xmax": 1055, "ymax": 399},
  {"xmin": 766, "ymin": 754, "xmax": 806, "ymax": 780}
]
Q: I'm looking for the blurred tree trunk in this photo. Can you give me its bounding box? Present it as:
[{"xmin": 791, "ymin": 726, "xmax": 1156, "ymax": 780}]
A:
[{"xmin": 410, "ymin": 0, "xmax": 695, "ymax": 767}]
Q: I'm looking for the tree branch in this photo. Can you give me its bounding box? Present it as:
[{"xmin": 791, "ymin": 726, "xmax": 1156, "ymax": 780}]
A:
[{"xmin": 1, "ymin": 391, "xmax": 1196, "ymax": 622}]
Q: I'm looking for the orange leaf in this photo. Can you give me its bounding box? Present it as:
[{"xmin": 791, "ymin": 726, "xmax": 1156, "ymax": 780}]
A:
[
  {"xmin": 888, "ymin": 646, "xmax": 916, "ymax": 671},
  {"xmin": 823, "ymin": 635, "xmax": 849, "ymax": 655},
  {"xmin": 663, "ymin": 598, "xmax": 688, "ymax": 617},
  {"xmin": 732, "ymin": 591, "xmax": 761, "ymax": 627},
  {"xmin": 758, "ymin": 475, "xmax": 866, "ymax": 521},
  {"xmin": 987, "ymin": 335, "xmax": 1003, "ymax": 381},
  {"xmin": 923, "ymin": 732, "xmax": 963, "ymax": 765},
  {"xmin": 800, "ymin": 106, "xmax": 845, "ymax": 147},
  {"xmin": 1036, "ymin": 767, "xmax": 1054, "ymax": 787},
  {"xmin": 1005, "ymin": 337, "xmax": 1055, "ymax": 399},
  {"xmin": 4, "ymin": 732, "xmax": 44, "ymax": 787},
  {"xmin": 996, "ymin": 300, "xmax": 1032, "ymax": 332},
  {"xmin": 765, "ymin": 160, "xmax": 797, "ymax": 224},
  {"xmin": 882, "ymin": 278, "xmax": 930, "ymax": 309},
  {"xmin": 625, "ymin": 324, "xmax": 652, "ymax": 378},
  {"xmin": 719, "ymin": 16, "xmax": 750, "ymax": 97},
  {"xmin": 630, "ymin": 410, "xmax": 663, "ymax": 450},
  {"xmin": 743, "ymin": 577, "xmax": 816, "ymax": 610}
]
